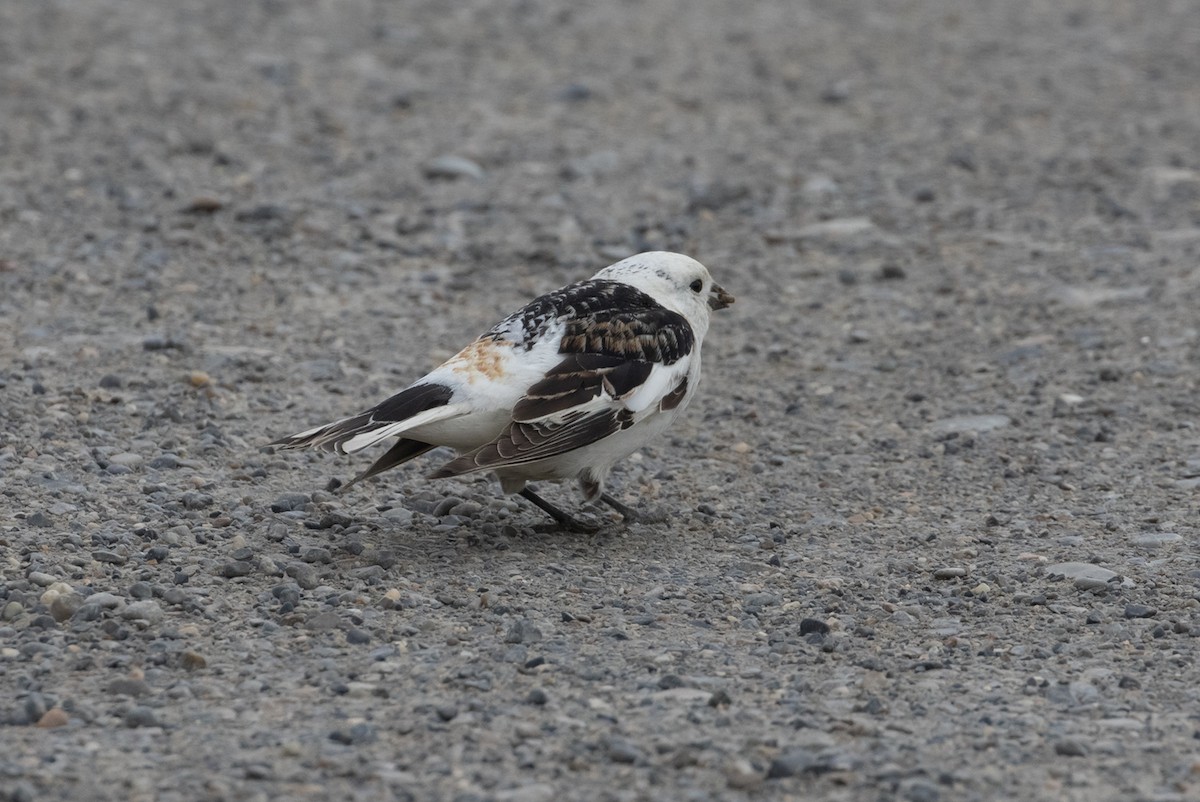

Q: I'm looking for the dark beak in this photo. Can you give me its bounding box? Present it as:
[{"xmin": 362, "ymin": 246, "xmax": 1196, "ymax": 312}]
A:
[{"xmin": 708, "ymin": 283, "xmax": 735, "ymax": 311}]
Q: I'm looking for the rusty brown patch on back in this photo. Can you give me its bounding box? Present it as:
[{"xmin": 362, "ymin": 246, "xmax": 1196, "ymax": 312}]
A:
[{"xmin": 449, "ymin": 339, "xmax": 511, "ymax": 382}]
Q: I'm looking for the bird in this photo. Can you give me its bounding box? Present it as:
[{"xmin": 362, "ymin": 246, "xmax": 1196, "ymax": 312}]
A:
[{"xmin": 269, "ymin": 251, "xmax": 734, "ymax": 532}]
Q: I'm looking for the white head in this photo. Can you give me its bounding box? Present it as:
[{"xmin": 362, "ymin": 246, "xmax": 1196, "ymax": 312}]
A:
[{"xmin": 592, "ymin": 251, "xmax": 734, "ymax": 337}]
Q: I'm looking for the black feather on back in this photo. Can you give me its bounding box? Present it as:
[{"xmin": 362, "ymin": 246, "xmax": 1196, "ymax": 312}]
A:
[
  {"xmin": 484, "ymin": 280, "xmax": 693, "ymax": 361},
  {"xmin": 513, "ymin": 354, "xmax": 653, "ymax": 422},
  {"xmin": 498, "ymin": 281, "xmax": 694, "ymax": 422}
]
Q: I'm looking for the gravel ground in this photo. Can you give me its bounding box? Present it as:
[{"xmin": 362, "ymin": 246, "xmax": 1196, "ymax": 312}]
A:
[{"xmin": 3, "ymin": 1, "xmax": 1200, "ymax": 800}]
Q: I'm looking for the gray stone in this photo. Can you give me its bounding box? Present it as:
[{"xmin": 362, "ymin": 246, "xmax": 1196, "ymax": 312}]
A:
[
  {"xmin": 88, "ymin": 592, "xmax": 125, "ymax": 609},
  {"xmin": 220, "ymin": 560, "xmax": 254, "ymax": 578},
  {"xmin": 493, "ymin": 784, "xmax": 557, "ymax": 802},
  {"xmin": 92, "ymin": 550, "xmax": 128, "ymax": 565},
  {"xmin": 767, "ymin": 749, "xmax": 822, "ymax": 779},
  {"xmin": 1045, "ymin": 562, "xmax": 1134, "ymax": 590},
  {"xmin": 27, "ymin": 571, "xmax": 57, "ymax": 587},
  {"xmin": 1054, "ymin": 738, "xmax": 1088, "ymax": 757},
  {"xmin": 1123, "ymin": 603, "xmax": 1157, "ymax": 619},
  {"xmin": 287, "ymin": 563, "xmax": 320, "ymax": 590},
  {"xmin": 301, "ymin": 546, "xmax": 331, "ymax": 564},
  {"xmin": 1132, "ymin": 532, "xmax": 1182, "ymax": 548},
  {"xmin": 124, "ymin": 706, "xmax": 161, "ymax": 728},
  {"xmin": 49, "ymin": 593, "xmax": 84, "ymax": 622},
  {"xmin": 270, "ymin": 493, "xmax": 310, "ymax": 513},
  {"xmin": 121, "ymin": 600, "xmax": 164, "ymax": 625},
  {"xmin": 929, "ymin": 415, "xmax": 1011, "ymax": 434},
  {"xmin": 108, "ymin": 678, "xmax": 151, "ymax": 697},
  {"xmin": 422, "ymin": 155, "xmax": 485, "ymax": 181},
  {"xmin": 605, "ymin": 737, "xmax": 642, "ymax": 764},
  {"xmin": 505, "ymin": 619, "xmax": 543, "ymax": 644}
]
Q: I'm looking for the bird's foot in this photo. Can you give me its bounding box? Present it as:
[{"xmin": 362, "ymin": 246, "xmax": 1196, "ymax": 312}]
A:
[
  {"xmin": 520, "ymin": 487, "xmax": 602, "ymax": 534},
  {"xmin": 598, "ymin": 492, "xmax": 667, "ymax": 524}
]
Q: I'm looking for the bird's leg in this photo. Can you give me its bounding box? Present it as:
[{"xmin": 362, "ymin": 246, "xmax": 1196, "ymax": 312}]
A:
[
  {"xmin": 598, "ymin": 492, "xmax": 640, "ymax": 521},
  {"xmin": 598, "ymin": 492, "xmax": 668, "ymax": 524},
  {"xmin": 519, "ymin": 487, "xmax": 599, "ymax": 534}
]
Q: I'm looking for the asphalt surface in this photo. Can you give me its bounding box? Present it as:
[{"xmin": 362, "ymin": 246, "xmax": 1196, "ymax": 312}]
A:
[{"xmin": 2, "ymin": 2, "xmax": 1199, "ymax": 800}]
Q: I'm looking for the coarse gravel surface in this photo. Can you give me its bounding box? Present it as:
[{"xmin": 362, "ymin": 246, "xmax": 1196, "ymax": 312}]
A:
[{"xmin": 3, "ymin": 1, "xmax": 1200, "ymax": 801}]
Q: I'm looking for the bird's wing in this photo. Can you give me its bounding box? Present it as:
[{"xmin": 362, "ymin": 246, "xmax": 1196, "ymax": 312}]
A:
[
  {"xmin": 269, "ymin": 382, "xmax": 470, "ymax": 454},
  {"xmin": 430, "ymin": 304, "xmax": 695, "ymax": 477}
]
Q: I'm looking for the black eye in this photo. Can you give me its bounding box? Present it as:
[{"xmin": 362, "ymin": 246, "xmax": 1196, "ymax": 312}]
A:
[{"xmin": 689, "ymin": 279, "xmax": 703, "ymax": 293}]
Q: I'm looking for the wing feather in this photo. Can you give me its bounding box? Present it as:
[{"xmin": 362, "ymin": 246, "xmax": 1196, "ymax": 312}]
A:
[
  {"xmin": 432, "ymin": 298, "xmax": 695, "ymax": 476},
  {"xmin": 429, "ymin": 409, "xmax": 634, "ymax": 478}
]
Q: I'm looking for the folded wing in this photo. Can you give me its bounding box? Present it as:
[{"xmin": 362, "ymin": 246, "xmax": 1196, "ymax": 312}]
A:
[{"xmin": 431, "ymin": 305, "xmax": 695, "ymax": 478}]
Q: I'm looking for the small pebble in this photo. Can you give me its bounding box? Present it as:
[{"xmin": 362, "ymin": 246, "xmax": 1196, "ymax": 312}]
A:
[
  {"xmin": 605, "ymin": 738, "xmax": 642, "ymax": 764},
  {"xmin": 27, "ymin": 571, "xmax": 57, "ymax": 587},
  {"xmin": 37, "ymin": 707, "xmax": 70, "ymax": 728},
  {"xmin": 422, "ymin": 155, "xmax": 485, "ymax": 181},
  {"xmin": 725, "ymin": 757, "xmax": 764, "ymax": 790},
  {"xmin": 767, "ymin": 749, "xmax": 820, "ymax": 779},
  {"xmin": 1054, "ymin": 738, "xmax": 1088, "ymax": 757},
  {"xmin": 124, "ymin": 706, "xmax": 161, "ymax": 728},
  {"xmin": 329, "ymin": 723, "xmax": 376, "ymax": 745},
  {"xmin": 1123, "ymin": 604, "xmax": 1157, "ymax": 619},
  {"xmin": 49, "ymin": 593, "xmax": 84, "ymax": 622},
  {"xmin": 88, "ymin": 592, "xmax": 124, "ymax": 609},
  {"xmin": 121, "ymin": 600, "xmax": 164, "ymax": 625},
  {"xmin": 220, "ymin": 561, "xmax": 254, "ymax": 578},
  {"xmin": 271, "ymin": 493, "xmax": 311, "ymax": 513},
  {"xmin": 287, "ymin": 563, "xmax": 320, "ymax": 590},
  {"xmin": 505, "ymin": 619, "xmax": 543, "ymax": 644},
  {"xmin": 107, "ymin": 678, "xmax": 151, "ymax": 698},
  {"xmin": 180, "ymin": 651, "xmax": 207, "ymax": 670},
  {"xmin": 93, "ymin": 550, "xmax": 128, "ymax": 565},
  {"xmin": 108, "ymin": 452, "xmax": 143, "ymax": 468},
  {"xmin": 301, "ymin": 547, "xmax": 331, "ymax": 564}
]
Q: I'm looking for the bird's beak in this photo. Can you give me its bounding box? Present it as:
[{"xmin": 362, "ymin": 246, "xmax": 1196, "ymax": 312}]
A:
[{"xmin": 708, "ymin": 284, "xmax": 735, "ymax": 311}]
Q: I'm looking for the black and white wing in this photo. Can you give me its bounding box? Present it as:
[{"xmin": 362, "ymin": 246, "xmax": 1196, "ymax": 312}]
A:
[{"xmin": 430, "ymin": 290, "xmax": 696, "ymax": 478}]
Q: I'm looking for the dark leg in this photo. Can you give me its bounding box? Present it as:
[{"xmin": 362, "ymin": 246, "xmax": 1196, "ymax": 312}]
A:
[
  {"xmin": 599, "ymin": 492, "xmax": 667, "ymax": 524},
  {"xmin": 599, "ymin": 492, "xmax": 639, "ymax": 521},
  {"xmin": 519, "ymin": 487, "xmax": 599, "ymax": 533}
]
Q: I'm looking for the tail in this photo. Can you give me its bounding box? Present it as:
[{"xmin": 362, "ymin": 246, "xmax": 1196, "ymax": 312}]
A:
[
  {"xmin": 269, "ymin": 383, "xmax": 462, "ymax": 455},
  {"xmin": 338, "ymin": 438, "xmax": 437, "ymax": 491}
]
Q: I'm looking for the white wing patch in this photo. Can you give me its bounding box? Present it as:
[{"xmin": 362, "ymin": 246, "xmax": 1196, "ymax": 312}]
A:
[{"xmin": 621, "ymin": 359, "xmax": 690, "ymax": 414}]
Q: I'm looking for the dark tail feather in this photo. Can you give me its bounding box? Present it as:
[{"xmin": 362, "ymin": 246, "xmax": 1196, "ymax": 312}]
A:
[
  {"xmin": 268, "ymin": 410, "xmax": 378, "ymax": 453},
  {"xmin": 339, "ymin": 439, "xmax": 436, "ymax": 491},
  {"xmin": 268, "ymin": 383, "xmax": 454, "ymax": 454}
]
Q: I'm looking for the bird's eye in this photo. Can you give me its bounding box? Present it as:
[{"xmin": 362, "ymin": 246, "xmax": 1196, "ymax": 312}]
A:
[{"xmin": 689, "ymin": 279, "xmax": 704, "ymax": 293}]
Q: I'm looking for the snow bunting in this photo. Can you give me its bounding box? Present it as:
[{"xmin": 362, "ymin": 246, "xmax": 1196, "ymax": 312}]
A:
[{"xmin": 270, "ymin": 251, "xmax": 734, "ymax": 531}]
